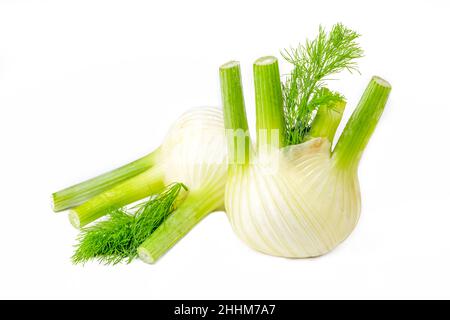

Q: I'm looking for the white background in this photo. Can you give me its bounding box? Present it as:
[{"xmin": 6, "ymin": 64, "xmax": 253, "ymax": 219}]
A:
[{"xmin": 0, "ymin": 0, "xmax": 449, "ymax": 299}]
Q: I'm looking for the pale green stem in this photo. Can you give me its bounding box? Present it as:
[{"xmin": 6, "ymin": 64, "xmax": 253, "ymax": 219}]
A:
[
  {"xmin": 137, "ymin": 184, "xmax": 223, "ymax": 264},
  {"xmin": 333, "ymin": 76, "xmax": 391, "ymax": 170},
  {"xmin": 308, "ymin": 100, "xmax": 346, "ymax": 143},
  {"xmin": 52, "ymin": 148, "xmax": 160, "ymax": 212},
  {"xmin": 253, "ymin": 56, "xmax": 285, "ymax": 151},
  {"xmin": 69, "ymin": 166, "xmax": 165, "ymax": 228},
  {"xmin": 219, "ymin": 61, "xmax": 251, "ymax": 167}
]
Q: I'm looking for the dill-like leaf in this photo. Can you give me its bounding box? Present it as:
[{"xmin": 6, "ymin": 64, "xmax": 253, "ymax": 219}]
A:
[
  {"xmin": 72, "ymin": 183, "xmax": 187, "ymax": 265},
  {"xmin": 281, "ymin": 23, "xmax": 363, "ymax": 145},
  {"xmin": 309, "ymin": 87, "xmax": 345, "ymax": 111}
]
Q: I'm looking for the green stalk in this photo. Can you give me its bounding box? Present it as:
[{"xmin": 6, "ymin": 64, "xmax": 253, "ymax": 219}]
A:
[
  {"xmin": 333, "ymin": 76, "xmax": 391, "ymax": 170},
  {"xmin": 52, "ymin": 148, "xmax": 160, "ymax": 212},
  {"xmin": 308, "ymin": 99, "xmax": 346, "ymax": 143},
  {"xmin": 69, "ymin": 166, "xmax": 165, "ymax": 228},
  {"xmin": 137, "ymin": 184, "xmax": 223, "ymax": 263},
  {"xmin": 253, "ymin": 56, "xmax": 285, "ymax": 151},
  {"xmin": 219, "ymin": 61, "xmax": 251, "ymax": 167}
]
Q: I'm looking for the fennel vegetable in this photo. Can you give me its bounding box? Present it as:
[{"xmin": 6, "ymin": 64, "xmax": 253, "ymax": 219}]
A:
[
  {"xmin": 53, "ymin": 107, "xmax": 228, "ymax": 264},
  {"xmin": 52, "ymin": 23, "xmax": 390, "ymax": 264},
  {"xmin": 65, "ymin": 107, "xmax": 227, "ymax": 229},
  {"xmin": 221, "ymin": 58, "xmax": 391, "ymax": 257}
]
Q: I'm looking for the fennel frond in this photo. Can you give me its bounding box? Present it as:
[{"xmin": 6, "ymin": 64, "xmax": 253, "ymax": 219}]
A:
[
  {"xmin": 72, "ymin": 183, "xmax": 186, "ymax": 265},
  {"xmin": 282, "ymin": 23, "xmax": 363, "ymax": 145}
]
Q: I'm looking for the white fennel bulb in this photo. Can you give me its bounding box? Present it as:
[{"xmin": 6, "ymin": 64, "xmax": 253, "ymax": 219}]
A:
[
  {"xmin": 226, "ymin": 138, "xmax": 360, "ymax": 257},
  {"xmin": 220, "ymin": 58, "xmax": 391, "ymax": 258},
  {"xmin": 53, "ymin": 106, "xmax": 229, "ymax": 264},
  {"xmin": 160, "ymin": 107, "xmax": 227, "ymax": 192},
  {"xmin": 55, "ymin": 107, "xmax": 228, "ymax": 263}
]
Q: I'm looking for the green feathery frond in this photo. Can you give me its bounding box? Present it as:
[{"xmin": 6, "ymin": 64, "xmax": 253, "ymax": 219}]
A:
[
  {"xmin": 72, "ymin": 183, "xmax": 187, "ymax": 265},
  {"xmin": 281, "ymin": 23, "xmax": 363, "ymax": 145}
]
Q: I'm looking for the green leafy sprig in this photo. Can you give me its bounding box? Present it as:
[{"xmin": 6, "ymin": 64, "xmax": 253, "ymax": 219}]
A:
[
  {"xmin": 72, "ymin": 183, "xmax": 187, "ymax": 265},
  {"xmin": 281, "ymin": 23, "xmax": 364, "ymax": 145}
]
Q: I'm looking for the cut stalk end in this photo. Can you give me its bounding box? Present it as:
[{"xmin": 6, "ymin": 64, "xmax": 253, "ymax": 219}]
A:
[
  {"xmin": 69, "ymin": 210, "xmax": 81, "ymax": 229},
  {"xmin": 50, "ymin": 194, "xmax": 56, "ymax": 211},
  {"xmin": 220, "ymin": 60, "xmax": 240, "ymax": 69},
  {"xmin": 372, "ymin": 76, "xmax": 391, "ymax": 88},
  {"xmin": 254, "ymin": 56, "xmax": 278, "ymax": 66},
  {"xmin": 137, "ymin": 247, "xmax": 155, "ymax": 264}
]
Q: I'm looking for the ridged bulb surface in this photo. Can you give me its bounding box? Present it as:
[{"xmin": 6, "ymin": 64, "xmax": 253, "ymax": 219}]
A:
[
  {"xmin": 160, "ymin": 107, "xmax": 228, "ymax": 193},
  {"xmin": 225, "ymin": 137, "xmax": 361, "ymax": 258}
]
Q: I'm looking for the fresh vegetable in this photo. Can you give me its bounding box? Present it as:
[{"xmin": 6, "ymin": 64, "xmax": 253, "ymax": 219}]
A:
[
  {"xmin": 52, "ymin": 23, "xmax": 390, "ymax": 264},
  {"xmin": 53, "ymin": 107, "xmax": 228, "ymax": 263},
  {"xmin": 220, "ymin": 24, "xmax": 391, "ymax": 257}
]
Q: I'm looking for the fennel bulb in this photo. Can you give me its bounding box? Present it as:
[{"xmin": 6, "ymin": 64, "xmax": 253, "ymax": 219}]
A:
[
  {"xmin": 53, "ymin": 107, "xmax": 227, "ymax": 263},
  {"xmin": 66, "ymin": 106, "xmax": 227, "ymax": 229},
  {"xmin": 220, "ymin": 58, "xmax": 391, "ymax": 258}
]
